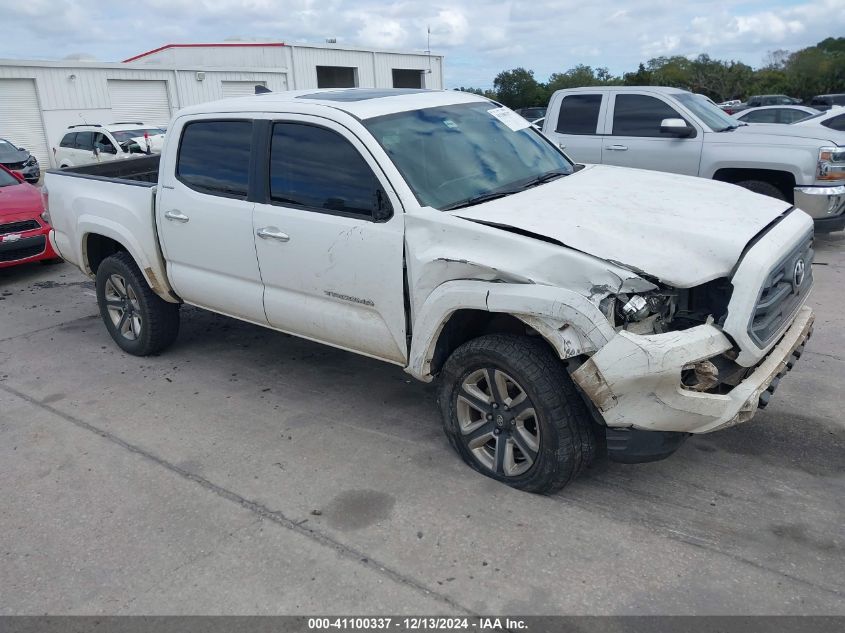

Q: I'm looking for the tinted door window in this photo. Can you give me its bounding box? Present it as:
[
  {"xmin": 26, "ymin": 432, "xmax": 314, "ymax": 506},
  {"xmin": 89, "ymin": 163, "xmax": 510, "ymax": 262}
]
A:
[
  {"xmin": 270, "ymin": 123, "xmax": 379, "ymax": 218},
  {"xmin": 94, "ymin": 133, "xmax": 117, "ymax": 154},
  {"xmin": 779, "ymin": 109, "xmax": 809, "ymax": 123},
  {"xmin": 74, "ymin": 131, "xmax": 94, "ymax": 150},
  {"xmin": 60, "ymin": 133, "xmax": 77, "ymax": 148},
  {"xmin": 556, "ymin": 94, "xmax": 602, "ymax": 134},
  {"xmin": 822, "ymin": 114, "xmax": 845, "ymax": 131},
  {"xmin": 612, "ymin": 95, "xmax": 685, "ymax": 136},
  {"xmin": 742, "ymin": 109, "xmax": 778, "ymax": 123},
  {"xmin": 176, "ymin": 120, "xmax": 252, "ymax": 199}
]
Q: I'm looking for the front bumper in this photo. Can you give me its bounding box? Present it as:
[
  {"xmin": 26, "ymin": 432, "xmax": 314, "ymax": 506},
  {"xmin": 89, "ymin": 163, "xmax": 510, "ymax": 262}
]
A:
[
  {"xmin": 572, "ymin": 306, "xmax": 814, "ymax": 435},
  {"xmin": 794, "ymin": 185, "xmax": 845, "ymax": 231},
  {"xmin": 0, "ymin": 224, "xmax": 56, "ymax": 268},
  {"xmin": 2, "ymin": 162, "xmax": 40, "ymax": 183}
]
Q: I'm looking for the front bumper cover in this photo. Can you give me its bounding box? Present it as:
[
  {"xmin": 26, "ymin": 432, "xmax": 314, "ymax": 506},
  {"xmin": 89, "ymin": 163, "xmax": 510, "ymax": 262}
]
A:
[
  {"xmin": 794, "ymin": 185, "xmax": 845, "ymax": 228},
  {"xmin": 572, "ymin": 306, "xmax": 814, "ymax": 435}
]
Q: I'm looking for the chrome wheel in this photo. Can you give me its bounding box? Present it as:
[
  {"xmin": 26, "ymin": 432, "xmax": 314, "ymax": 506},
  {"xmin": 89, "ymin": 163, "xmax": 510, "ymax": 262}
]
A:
[
  {"xmin": 103, "ymin": 274, "xmax": 142, "ymax": 341},
  {"xmin": 456, "ymin": 368, "xmax": 540, "ymax": 477}
]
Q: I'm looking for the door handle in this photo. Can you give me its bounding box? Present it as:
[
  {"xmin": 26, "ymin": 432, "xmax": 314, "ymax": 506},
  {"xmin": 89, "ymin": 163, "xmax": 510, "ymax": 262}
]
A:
[
  {"xmin": 256, "ymin": 227, "xmax": 290, "ymax": 242},
  {"xmin": 164, "ymin": 210, "xmax": 190, "ymax": 223},
  {"xmin": 558, "ymin": 143, "xmax": 567, "ymax": 150},
  {"xmin": 605, "ymin": 144, "xmax": 628, "ymax": 151}
]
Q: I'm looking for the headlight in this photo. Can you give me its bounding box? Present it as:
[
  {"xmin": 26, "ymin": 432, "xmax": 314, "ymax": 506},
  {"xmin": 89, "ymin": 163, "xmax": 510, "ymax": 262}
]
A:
[
  {"xmin": 601, "ymin": 291, "xmax": 676, "ymax": 330},
  {"xmin": 817, "ymin": 146, "xmax": 845, "ymax": 181},
  {"xmin": 25, "ymin": 155, "xmax": 38, "ymax": 166}
]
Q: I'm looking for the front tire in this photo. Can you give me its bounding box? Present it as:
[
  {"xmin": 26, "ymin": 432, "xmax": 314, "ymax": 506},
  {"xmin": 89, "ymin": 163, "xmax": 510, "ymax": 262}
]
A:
[
  {"xmin": 734, "ymin": 179, "xmax": 786, "ymax": 201},
  {"xmin": 438, "ymin": 334, "xmax": 596, "ymax": 493},
  {"xmin": 95, "ymin": 251, "xmax": 180, "ymax": 355}
]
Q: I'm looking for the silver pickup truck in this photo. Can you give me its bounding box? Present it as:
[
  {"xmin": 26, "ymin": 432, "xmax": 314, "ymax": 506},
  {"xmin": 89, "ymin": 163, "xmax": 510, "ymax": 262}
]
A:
[{"xmin": 543, "ymin": 86, "xmax": 845, "ymax": 232}]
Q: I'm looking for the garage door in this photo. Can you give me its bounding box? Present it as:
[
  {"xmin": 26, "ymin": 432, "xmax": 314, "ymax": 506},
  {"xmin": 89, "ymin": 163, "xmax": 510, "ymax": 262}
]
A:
[
  {"xmin": 108, "ymin": 80, "xmax": 172, "ymax": 127},
  {"xmin": 0, "ymin": 79, "xmax": 51, "ymax": 169},
  {"xmin": 221, "ymin": 81, "xmax": 267, "ymax": 99}
]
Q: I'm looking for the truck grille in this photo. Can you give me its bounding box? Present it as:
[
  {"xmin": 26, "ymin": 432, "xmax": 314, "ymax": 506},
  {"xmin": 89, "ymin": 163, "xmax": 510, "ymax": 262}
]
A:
[
  {"xmin": 748, "ymin": 231, "xmax": 813, "ymax": 346},
  {"xmin": 0, "ymin": 219, "xmax": 39, "ymax": 235}
]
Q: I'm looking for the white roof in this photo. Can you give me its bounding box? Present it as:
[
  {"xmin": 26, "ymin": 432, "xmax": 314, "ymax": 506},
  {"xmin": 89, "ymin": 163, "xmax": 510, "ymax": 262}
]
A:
[{"xmin": 176, "ymin": 88, "xmax": 489, "ymax": 120}]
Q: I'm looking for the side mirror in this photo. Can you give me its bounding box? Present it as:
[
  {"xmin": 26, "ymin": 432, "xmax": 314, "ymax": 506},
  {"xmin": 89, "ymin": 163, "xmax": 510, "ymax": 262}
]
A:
[{"xmin": 660, "ymin": 118, "xmax": 695, "ymax": 138}]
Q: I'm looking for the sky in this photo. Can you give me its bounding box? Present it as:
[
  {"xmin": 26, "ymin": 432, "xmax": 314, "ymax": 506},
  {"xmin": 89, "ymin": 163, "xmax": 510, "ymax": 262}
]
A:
[{"xmin": 3, "ymin": 0, "xmax": 843, "ymax": 89}]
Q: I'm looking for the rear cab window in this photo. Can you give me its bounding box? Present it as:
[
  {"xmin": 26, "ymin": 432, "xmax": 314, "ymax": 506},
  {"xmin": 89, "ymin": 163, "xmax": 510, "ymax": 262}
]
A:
[
  {"xmin": 176, "ymin": 120, "xmax": 252, "ymax": 199},
  {"xmin": 556, "ymin": 94, "xmax": 603, "ymax": 134}
]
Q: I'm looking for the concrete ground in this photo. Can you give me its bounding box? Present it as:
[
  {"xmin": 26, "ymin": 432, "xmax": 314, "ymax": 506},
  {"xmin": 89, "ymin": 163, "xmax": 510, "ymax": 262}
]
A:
[{"xmin": 1, "ymin": 234, "xmax": 843, "ymax": 616}]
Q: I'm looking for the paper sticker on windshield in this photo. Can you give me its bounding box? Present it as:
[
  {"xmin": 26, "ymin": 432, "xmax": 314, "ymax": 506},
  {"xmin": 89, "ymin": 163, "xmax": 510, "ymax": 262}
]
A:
[{"xmin": 488, "ymin": 107, "xmax": 529, "ymax": 131}]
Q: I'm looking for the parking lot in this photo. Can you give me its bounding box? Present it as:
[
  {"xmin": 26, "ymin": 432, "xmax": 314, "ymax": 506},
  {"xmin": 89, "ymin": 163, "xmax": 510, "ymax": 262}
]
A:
[{"xmin": 1, "ymin": 232, "xmax": 844, "ymax": 615}]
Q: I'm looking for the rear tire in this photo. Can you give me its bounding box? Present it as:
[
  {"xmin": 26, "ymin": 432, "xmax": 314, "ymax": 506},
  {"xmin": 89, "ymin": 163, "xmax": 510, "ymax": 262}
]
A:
[
  {"xmin": 734, "ymin": 179, "xmax": 786, "ymax": 201},
  {"xmin": 437, "ymin": 334, "xmax": 596, "ymax": 494},
  {"xmin": 95, "ymin": 251, "xmax": 180, "ymax": 356}
]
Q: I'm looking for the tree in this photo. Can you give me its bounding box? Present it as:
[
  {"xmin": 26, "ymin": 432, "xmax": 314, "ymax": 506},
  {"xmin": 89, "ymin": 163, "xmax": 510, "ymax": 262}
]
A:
[{"xmin": 492, "ymin": 68, "xmax": 544, "ymax": 108}]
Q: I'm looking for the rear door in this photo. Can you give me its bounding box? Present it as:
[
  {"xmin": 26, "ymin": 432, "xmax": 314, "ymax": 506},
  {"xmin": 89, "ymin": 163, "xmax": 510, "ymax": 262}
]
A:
[
  {"xmin": 251, "ymin": 116, "xmax": 408, "ymax": 364},
  {"xmin": 156, "ymin": 117, "xmax": 267, "ymax": 324},
  {"xmin": 603, "ymin": 92, "xmax": 703, "ymax": 176},
  {"xmin": 546, "ymin": 92, "xmax": 606, "ymax": 163}
]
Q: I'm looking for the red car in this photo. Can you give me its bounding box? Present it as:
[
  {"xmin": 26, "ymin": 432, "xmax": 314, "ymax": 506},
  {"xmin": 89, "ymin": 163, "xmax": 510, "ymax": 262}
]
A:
[{"xmin": 0, "ymin": 164, "xmax": 58, "ymax": 268}]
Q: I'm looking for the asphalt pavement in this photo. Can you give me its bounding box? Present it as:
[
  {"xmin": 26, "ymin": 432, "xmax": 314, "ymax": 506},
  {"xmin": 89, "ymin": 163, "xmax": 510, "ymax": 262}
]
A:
[{"xmin": 1, "ymin": 233, "xmax": 843, "ymax": 615}]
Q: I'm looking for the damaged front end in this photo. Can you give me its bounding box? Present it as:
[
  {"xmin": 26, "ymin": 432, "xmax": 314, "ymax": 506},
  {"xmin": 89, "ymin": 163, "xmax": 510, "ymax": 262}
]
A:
[{"xmin": 571, "ymin": 210, "xmax": 816, "ymax": 442}]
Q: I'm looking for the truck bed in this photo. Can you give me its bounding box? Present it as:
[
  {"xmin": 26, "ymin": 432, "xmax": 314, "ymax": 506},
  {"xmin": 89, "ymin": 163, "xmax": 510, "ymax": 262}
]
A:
[
  {"xmin": 50, "ymin": 155, "xmax": 160, "ymax": 185},
  {"xmin": 45, "ymin": 153, "xmax": 174, "ymax": 301}
]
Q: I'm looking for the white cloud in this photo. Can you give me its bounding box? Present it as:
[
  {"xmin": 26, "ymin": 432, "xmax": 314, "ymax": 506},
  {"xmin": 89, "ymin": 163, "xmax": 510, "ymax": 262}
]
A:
[{"xmin": 1, "ymin": 0, "xmax": 842, "ymax": 89}]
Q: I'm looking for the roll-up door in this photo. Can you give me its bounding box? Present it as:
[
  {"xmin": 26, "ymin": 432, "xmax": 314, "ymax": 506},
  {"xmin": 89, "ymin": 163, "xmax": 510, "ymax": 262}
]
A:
[
  {"xmin": 108, "ymin": 80, "xmax": 172, "ymax": 127},
  {"xmin": 0, "ymin": 79, "xmax": 50, "ymax": 168}
]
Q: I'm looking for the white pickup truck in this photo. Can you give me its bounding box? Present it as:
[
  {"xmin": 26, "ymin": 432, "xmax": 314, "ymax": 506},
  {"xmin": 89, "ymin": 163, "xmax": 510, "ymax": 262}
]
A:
[
  {"xmin": 45, "ymin": 88, "xmax": 815, "ymax": 493},
  {"xmin": 542, "ymin": 86, "xmax": 845, "ymax": 232}
]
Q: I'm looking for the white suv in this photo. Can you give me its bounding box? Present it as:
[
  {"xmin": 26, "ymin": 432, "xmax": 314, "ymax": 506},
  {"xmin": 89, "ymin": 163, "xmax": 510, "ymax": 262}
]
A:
[{"xmin": 54, "ymin": 123, "xmax": 166, "ymax": 168}]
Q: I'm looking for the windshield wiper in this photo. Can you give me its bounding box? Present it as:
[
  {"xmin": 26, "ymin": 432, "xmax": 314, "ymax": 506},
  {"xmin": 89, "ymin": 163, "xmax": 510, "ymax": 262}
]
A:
[
  {"xmin": 518, "ymin": 170, "xmax": 570, "ymax": 189},
  {"xmin": 441, "ymin": 171, "xmax": 570, "ymax": 211},
  {"xmin": 441, "ymin": 189, "xmax": 520, "ymax": 211}
]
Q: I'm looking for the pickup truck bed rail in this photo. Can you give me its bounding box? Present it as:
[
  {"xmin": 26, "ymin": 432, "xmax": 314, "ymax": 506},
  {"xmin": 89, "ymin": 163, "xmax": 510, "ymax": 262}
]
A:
[{"xmin": 47, "ymin": 155, "xmax": 160, "ymax": 186}]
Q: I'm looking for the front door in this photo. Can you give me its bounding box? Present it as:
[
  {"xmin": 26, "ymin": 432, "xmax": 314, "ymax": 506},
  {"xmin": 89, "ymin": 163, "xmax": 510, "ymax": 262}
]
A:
[
  {"xmin": 156, "ymin": 117, "xmax": 267, "ymax": 324},
  {"xmin": 252, "ymin": 117, "xmax": 407, "ymax": 363},
  {"xmin": 603, "ymin": 93, "xmax": 703, "ymax": 176}
]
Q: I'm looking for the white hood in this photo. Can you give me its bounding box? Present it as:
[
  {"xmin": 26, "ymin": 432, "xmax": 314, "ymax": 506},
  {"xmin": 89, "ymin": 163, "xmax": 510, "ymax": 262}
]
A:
[{"xmin": 450, "ymin": 164, "xmax": 792, "ymax": 287}]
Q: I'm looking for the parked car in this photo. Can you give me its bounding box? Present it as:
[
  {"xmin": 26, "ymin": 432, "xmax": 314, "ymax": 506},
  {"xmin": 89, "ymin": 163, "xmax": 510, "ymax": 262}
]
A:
[
  {"xmin": 54, "ymin": 123, "xmax": 166, "ymax": 168},
  {"xmin": 733, "ymin": 105, "xmax": 820, "ymax": 125},
  {"xmin": 718, "ymin": 99, "xmax": 741, "ymax": 110},
  {"xmin": 792, "ymin": 107, "xmax": 845, "ymax": 133},
  {"xmin": 515, "ymin": 107, "xmax": 546, "ymax": 120},
  {"xmin": 46, "ymin": 88, "xmax": 815, "ymax": 492},
  {"xmin": 0, "ymin": 138, "xmax": 40, "ymax": 184},
  {"xmin": 542, "ymin": 86, "xmax": 845, "ymax": 232},
  {"xmin": 808, "ymin": 94, "xmax": 845, "ymax": 111},
  {"xmin": 747, "ymin": 94, "xmax": 802, "ymax": 107},
  {"xmin": 0, "ymin": 164, "xmax": 57, "ymax": 268}
]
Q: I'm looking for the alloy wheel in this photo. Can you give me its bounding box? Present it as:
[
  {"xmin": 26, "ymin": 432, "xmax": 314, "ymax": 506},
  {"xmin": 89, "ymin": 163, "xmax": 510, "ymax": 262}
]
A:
[
  {"xmin": 456, "ymin": 367, "xmax": 540, "ymax": 477},
  {"xmin": 103, "ymin": 274, "xmax": 142, "ymax": 341}
]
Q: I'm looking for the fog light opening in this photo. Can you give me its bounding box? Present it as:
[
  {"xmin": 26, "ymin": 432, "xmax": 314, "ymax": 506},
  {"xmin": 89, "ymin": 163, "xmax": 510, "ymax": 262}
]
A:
[{"xmin": 681, "ymin": 360, "xmax": 720, "ymax": 392}]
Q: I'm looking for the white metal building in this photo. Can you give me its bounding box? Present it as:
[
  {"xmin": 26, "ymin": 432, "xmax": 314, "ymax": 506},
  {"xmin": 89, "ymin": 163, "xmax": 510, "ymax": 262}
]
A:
[{"xmin": 0, "ymin": 42, "xmax": 444, "ymax": 168}]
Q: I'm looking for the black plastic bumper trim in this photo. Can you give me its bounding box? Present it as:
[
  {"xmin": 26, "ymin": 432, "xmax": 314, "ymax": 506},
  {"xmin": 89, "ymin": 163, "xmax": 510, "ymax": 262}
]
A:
[{"xmin": 605, "ymin": 428, "xmax": 690, "ymax": 464}]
